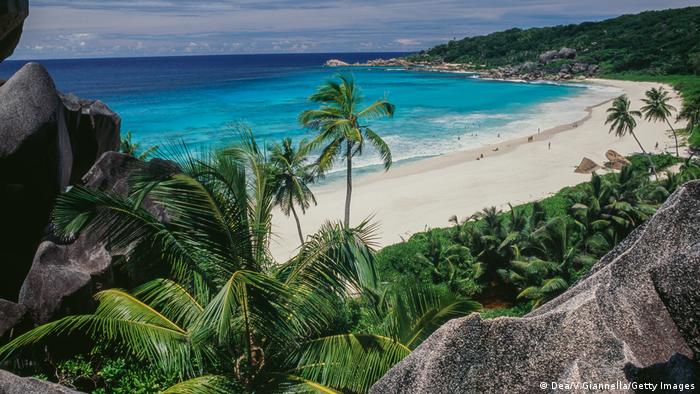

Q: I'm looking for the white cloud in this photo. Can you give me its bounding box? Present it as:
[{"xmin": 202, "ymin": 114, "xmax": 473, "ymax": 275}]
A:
[
  {"xmin": 394, "ymin": 38, "xmax": 421, "ymax": 46},
  {"xmin": 7, "ymin": 0, "xmax": 699, "ymax": 59}
]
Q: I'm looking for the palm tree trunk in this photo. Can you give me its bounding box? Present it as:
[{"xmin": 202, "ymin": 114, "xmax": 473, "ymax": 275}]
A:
[
  {"xmin": 344, "ymin": 141, "xmax": 353, "ymax": 229},
  {"xmin": 665, "ymin": 118, "xmax": 680, "ymax": 157},
  {"xmin": 631, "ymin": 131, "xmax": 658, "ymax": 180},
  {"xmin": 290, "ymin": 204, "xmax": 304, "ymax": 245},
  {"xmin": 242, "ymin": 296, "xmax": 254, "ymax": 370}
]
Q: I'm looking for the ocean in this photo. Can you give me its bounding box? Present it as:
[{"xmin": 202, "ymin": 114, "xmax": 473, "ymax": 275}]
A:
[{"xmin": 0, "ymin": 52, "xmax": 620, "ymax": 176}]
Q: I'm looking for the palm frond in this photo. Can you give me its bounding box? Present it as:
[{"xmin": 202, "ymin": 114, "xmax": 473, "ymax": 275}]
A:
[
  {"xmin": 292, "ymin": 333, "xmax": 410, "ymax": 394},
  {"xmin": 162, "ymin": 375, "xmax": 240, "ymax": 394}
]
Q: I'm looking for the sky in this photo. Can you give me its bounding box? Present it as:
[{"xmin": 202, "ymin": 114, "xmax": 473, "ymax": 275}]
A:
[{"xmin": 9, "ymin": 0, "xmax": 699, "ymax": 60}]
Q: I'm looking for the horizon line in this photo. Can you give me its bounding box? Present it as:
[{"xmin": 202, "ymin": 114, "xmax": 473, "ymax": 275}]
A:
[{"xmin": 3, "ymin": 50, "xmax": 417, "ymax": 63}]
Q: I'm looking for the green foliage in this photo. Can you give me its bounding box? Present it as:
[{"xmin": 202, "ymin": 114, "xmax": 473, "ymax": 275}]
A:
[
  {"xmin": 412, "ymin": 7, "xmax": 700, "ymax": 75},
  {"xmin": 688, "ymin": 128, "xmax": 700, "ymax": 149},
  {"xmin": 120, "ymin": 131, "xmax": 159, "ymax": 161},
  {"xmin": 269, "ymin": 137, "xmax": 318, "ymax": 244},
  {"xmin": 1, "ymin": 131, "xmax": 475, "ymax": 394},
  {"xmin": 33, "ymin": 354, "xmax": 177, "ymax": 394},
  {"xmin": 479, "ymin": 303, "xmax": 531, "ymax": 319},
  {"xmin": 377, "ymin": 156, "xmax": 700, "ymax": 313}
]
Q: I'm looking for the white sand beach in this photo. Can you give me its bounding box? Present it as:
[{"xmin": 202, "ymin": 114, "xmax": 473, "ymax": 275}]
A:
[{"xmin": 270, "ymin": 79, "xmax": 684, "ymax": 260}]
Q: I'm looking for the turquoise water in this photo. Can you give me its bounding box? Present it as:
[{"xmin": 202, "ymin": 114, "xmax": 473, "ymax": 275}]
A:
[{"xmin": 1, "ymin": 54, "xmax": 615, "ymax": 175}]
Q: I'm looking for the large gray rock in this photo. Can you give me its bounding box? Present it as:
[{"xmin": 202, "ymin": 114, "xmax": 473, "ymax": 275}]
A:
[
  {"xmin": 538, "ymin": 47, "xmax": 577, "ymax": 64},
  {"xmin": 18, "ymin": 152, "xmax": 137, "ymax": 324},
  {"xmin": 0, "ymin": 299, "xmax": 27, "ymax": 338},
  {"xmin": 0, "ymin": 0, "xmax": 28, "ymax": 62},
  {"xmin": 0, "ymin": 369, "xmax": 82, "ymax": 394},
  {"xmin": 538, "ymin": 50, "xmax": 559, "ymax": 64},
  {"xmin": 0, "ymin": 63, "xmax": 120, "ymax": 301},
  {"xmin": 372, "ymin": 181, "xmax": 700, "ymax": 393},
  {"xmin": 18, "ymin": 152, "xmax": 176, "ymax": 324},
  {"xmin": 558, "ymin": 47, "xmax": 577, "ymax": 59}
]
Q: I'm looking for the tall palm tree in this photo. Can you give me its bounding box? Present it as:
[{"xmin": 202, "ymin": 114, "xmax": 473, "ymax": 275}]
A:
[
  {"xmin": 641, "ymin": 87, "xmax": 679, "ymax": 156},
  {"xmin": 0, "ymin": 133, "xmax": 476, "ymax": 393},
  {"xmin": 300, "ymin": 74, "xmax": 395, "ymax": 228},
  {"xmin": 606, "ymin": 95, "xmax": 657, "ymax": 178},
  {"xmin": 270, "ymin": 138, "xmax": 317, "ymax": 246}
]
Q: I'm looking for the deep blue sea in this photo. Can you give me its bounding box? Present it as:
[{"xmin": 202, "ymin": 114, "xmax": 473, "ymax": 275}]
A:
[{"xmin": 0, "ymin": 53, "xmax": 618, "ymax": 175}]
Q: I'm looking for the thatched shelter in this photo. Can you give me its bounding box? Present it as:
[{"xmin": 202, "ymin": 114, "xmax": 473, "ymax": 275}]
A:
[
  {"xmin": 605, "ymin": 149, "xmax": 630, "ymax": 170},
  {"xmin": 574, "ymin": 157, "xmax": 602, "ymax": 173}
]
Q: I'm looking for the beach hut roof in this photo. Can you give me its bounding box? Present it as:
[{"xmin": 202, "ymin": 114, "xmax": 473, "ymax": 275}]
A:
[{"xmin": 574, "ymin": 157, "xmax": 602, "ymax": 174}]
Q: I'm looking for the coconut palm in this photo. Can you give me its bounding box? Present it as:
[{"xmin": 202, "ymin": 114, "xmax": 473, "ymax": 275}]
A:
[
  {"xmin": 641, "ymin": 87, "xmax": 679, "ymax": 156},
  {"xmin": 120, "ymin": 130, "xmax": 159, "ymax": 160},
  {"xmin": 606, "ymin": 95, "xmax": 657, "ymax": 178},
  {"xmin": 294, "ymin": 283, "xmax": 480, "ymax": 393},
  {"xmin": 300, "ymin": 74, "xmax": 395, "ymax": 228},
  {"xmin": 498, "ymin": 251, "xmax": 566, "ymax": 309},
  {"xmin": 678, "ymin": 96, "xmax": 700, "ymax": 134},
  {"xmin": 270, "ymin": 138, "xmax": 317, "ymax": 246},
  {"xmin": 0, "ymin": 132, "xmax": 476, "ymax": 393}
]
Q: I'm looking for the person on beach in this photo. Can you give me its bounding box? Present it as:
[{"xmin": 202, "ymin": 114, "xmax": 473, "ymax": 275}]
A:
[{"xmin": 548, "ymin": 142, "xmax": 551, "ymax": 150}]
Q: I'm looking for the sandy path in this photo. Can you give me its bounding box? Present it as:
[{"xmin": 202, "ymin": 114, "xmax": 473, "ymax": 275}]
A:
[{"xmin": 270, "ymin": 79, "xmax": 683, "ymax": 260}]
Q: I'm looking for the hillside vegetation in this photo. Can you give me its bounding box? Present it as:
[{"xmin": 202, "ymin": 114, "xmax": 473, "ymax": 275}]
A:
[{"xmin": 411, "ymin": 6, "xmax": 700, "ymax": 75}]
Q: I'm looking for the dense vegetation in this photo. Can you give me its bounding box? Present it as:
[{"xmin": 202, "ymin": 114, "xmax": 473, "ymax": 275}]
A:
[
  {"xmin": 376, "ymin": 154, "xmax": 700, "ymax": 316},
  {"xmin": 410, "ymin": 6, "xmax": 700, "ymax": 75}
]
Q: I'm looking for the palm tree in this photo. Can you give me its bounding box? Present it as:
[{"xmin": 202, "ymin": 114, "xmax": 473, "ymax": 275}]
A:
[
  {"xmin": 270, "ymin": 138, "xmax": 317, "ymax": 246},
  {"xmin": 678, "ymin": 96, "xmax": 700, "ymax": 135},
  {"xmin": 294, "ymin": 283, "xmax": 480, "ymax": 393},
  {"xmin": 641, "ymin": 87, "xmax": 679, "ymax": 156},
  {"xmin": 606, "ymin": 95, "xmax": 657, "ymax": 178},
  {"xmin": 0, "ymin": 133, "xmax": 475, "ymax": 393},
  {"xmin": 300, "ymin": 75, "xmax": 395, "ymax": 228},
  {"xmin": 120, "ymin": 130, "xmax": 159, "ymax": 160}
]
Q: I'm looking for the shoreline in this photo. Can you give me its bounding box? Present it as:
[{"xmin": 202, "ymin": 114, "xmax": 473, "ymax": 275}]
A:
[
  {"xmin": 310, "ymin": 78, "xmax": 616, "ymax": 192},
  {"xmin": 270, "ymin": 78, "xmax": 683, "ymax": 260},
  {"xmin": 338, "ymin": 84, "xmax": 614, "ymax": 191}
]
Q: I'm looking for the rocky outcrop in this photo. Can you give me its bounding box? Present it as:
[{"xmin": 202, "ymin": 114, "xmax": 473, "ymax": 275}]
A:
[
  {"xmin": 325, "ymin": 58, "xmax": 410, "ymax": 68},
  {"xmin": 481, "ymin": 61, "xmax": 598, "ymax": 81},
  {"xmin": 18, "ymin": 152, "xmax": 178, "ymax": 324},
  {"xmin": 19, "ymin": 152, "xmax": 147, "ymax": 324},
  {"xmin": 0, "ymin": 63, "xmax": 120, "ymax": 301},
  {"xmin": 0, "ymin": 0, "xmax": 28, "ymax": 62},
  {"xmin": 372, "ymin": 181, "xmax": 700, "ymax": 393},
  {"xmin": 0, "ymin": 299, "xmax": 27, "ymax": 338},
  {"xmin": 539, "ymin": 47, "xmax": 577, "ymax": 64},
  {"xmin": 0, "ymin": 369, "xmax": 83, "ymax": 394},
  {"xmin": 324, "ymin": 59, "xmax": 350, "ymax": 67}
]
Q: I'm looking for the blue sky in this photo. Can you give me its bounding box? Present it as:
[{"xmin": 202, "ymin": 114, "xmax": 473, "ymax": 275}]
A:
[{"xmin": 9, "ymin": 0, "xmax": 698, "ymax": 59}]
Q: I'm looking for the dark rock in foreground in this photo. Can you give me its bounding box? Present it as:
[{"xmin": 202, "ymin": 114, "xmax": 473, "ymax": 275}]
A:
[
  {"xmin": 372, "ymin": 181, "xmax": 700, "ymax": 393},
  {"xmin": 19, "ymin": 152, "xmax": 136, "ymax": 324},
  {"xmin": 624, "ymin": 353, "xmax": 699, "ymax": 393},
  {"xmin": 0, "ymin": 63, "xmax": 120, "ymax": 301},
  {"xmin": 19, "ymin": 152, "xmax": 178, "ymax": 324},
  {"xmin": 0, "ymin": 0, "xmax": 28, "ymax": 63},
  {"xmin": 0, "ymin": 299, "xmax": 27, "ymax": 338},
  {"xmin": 0, "ymin": 369, "xmax": 83, "ymax": 394}
]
